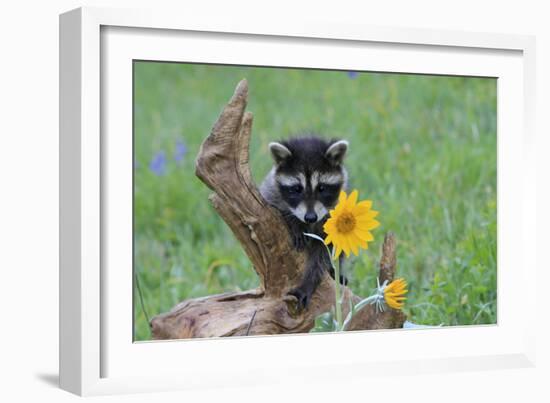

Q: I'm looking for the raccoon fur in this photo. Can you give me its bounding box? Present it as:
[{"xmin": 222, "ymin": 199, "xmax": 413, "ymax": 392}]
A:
[{"xmin": 259, "ymin": 135, "xmax": 349, "ymax": 309}]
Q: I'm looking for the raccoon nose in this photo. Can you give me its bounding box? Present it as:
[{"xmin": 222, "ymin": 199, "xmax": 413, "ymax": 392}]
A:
[{"xmin": 304, "ymin": 212, "xmax": 318, "ymax": 223}]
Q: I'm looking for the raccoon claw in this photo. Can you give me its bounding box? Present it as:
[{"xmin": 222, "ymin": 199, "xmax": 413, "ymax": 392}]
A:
[
  {"xmin": 287, "ymin": 287, "xmax": 311, "ymax": 311},
  {"xmin": 292, "ymin": 233, "xmax": 307, "ymax": 251},
  {"xmin": 328, "ymin": 267, "xmax": 348, "ymax": 285}
]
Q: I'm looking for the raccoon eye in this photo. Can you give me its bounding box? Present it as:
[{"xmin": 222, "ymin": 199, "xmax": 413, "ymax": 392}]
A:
[
  {"xmin": 317, "ymin": 183, "xmax": 339, "ymax": 195},
  {"xmin": 290, "ymin": 184, "xmax": 303, "ymax": 194}
]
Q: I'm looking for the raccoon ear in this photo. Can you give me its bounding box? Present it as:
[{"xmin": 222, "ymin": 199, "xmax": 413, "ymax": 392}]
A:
[
  {"xmin": 268, "ymin": 142, "xmax": 292, "ymax": 164},
  {"xmin": 325, "ymin": 140, "xmax": 349, "ymax": 165}
]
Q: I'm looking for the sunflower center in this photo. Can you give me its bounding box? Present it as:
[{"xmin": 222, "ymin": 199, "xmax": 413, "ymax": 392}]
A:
[{"xmin": 335, "ymin": 211, "xmax": 356, "ymax": 234}]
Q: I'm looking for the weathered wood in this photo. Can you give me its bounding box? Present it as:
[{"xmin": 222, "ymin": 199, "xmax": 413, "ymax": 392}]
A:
[{"xmin": 151, "ymin": 80, "xmax": 406, "ymax": 339}]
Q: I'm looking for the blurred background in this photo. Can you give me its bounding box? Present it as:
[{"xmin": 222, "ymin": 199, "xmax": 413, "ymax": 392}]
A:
[{"xmin": 133, "ymin": 62, "xmax": 497, "ymax": 341}]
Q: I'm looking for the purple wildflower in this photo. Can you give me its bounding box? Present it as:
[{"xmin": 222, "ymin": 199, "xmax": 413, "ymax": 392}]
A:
[
  {"xmin": 347, "ymin": 71, "xmax": 359, "ymax": 79},
  {"xmin": 174, "ymin": 140, "xmax": 187, "ymax": 164},
  {"xmin": 150, "ymin": 151, "xmax": 167, "ymax": 176}
]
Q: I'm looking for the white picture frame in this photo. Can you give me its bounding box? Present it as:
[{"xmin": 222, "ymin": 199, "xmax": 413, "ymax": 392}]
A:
[{"xmin": 59, "ymin": 6, "xmax": 537, "ymax": 396}]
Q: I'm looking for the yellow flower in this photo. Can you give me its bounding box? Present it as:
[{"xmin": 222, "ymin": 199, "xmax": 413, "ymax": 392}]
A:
[
  {"xmin": 384, "ymin": 278, "xmax": 408, "ymax": 310},
  {"xmin": 323, "ymin": 190, "xmax": 380, "ymax": 258}
]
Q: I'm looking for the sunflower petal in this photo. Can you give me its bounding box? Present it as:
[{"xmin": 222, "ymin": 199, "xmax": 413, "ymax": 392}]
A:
[
  {"xmin": 338, "ymin": 191, "xmax": 347, "ymax": 204},
  {"xmin": 323, "ymin": 220, "xmax": 335, "ymax": 233},
  {"xmin": 356, "ymin": 200, "xmax": 372, "ymax": 210},
  {"xmin": 355, "ymin": 215, "xmax": 376, "ymax": 223},
  {"xmin": 355, "ymin": 210, "xmax": 379, "ymax": 219},
  {"xmin": 347, "ymin": 190, "xmax": 359, "ymax": 207},
  {"xmin": 349, "ymin": 235, "xmax": 360, "ymax": 256},
  {"xmin": 370, "ymin": 220, "xmax": 381, "ymax": 229},
  {"xmin": 383, "ymin": 278, "xmax": 408, "ymax": 310},
  {"xmin": 340, "ymin": 236, "xmax": 351, "ymax": 257},
  {"xmin": 332, "ymin": 203, "xmax": 344, "ymax": 215},
  {"xmin": 354, "ymin": 229, "xmax": 374, "ymax": 242}
]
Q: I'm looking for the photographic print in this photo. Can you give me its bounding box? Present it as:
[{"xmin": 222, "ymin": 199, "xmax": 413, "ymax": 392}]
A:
[{"xmin": 132, "ymin": 62, "xmax": 496, "ymax": 341}]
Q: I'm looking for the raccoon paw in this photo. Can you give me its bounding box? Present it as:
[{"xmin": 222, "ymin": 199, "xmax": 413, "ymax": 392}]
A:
[
  {"xmin": 340, "ymin": 274, "xmax": 349, "ymax": 286},
  {"xmin": 287, "ymin": 287, "xmax": 312, "ymax": 311},
  {"xmin": 328, "ymin": 267, "xmax": 348, "ymax": 285},
  {"xmin": 291, "ymin": 232, "xmax": 307, "ymax": 251}
]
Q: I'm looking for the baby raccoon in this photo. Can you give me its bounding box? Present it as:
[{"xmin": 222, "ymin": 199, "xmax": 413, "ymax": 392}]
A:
[{"xmin": 260, "ymin": 135, "xmax": 349, "ymax": 309}]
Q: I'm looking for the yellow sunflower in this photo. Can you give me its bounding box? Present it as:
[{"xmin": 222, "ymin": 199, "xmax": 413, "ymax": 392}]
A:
[
  {"xmin": 384, "ymin": 278, "xmax": 408, "ymax": 310},
  {"xmin": 323, "ymin": 190, "xmax": 380, "ymax": 258}
]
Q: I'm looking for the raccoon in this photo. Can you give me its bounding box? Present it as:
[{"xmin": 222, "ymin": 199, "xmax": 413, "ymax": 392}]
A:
[{"xmin": 259, "ymin": 135, "xmax": 349, "ymax": 309}]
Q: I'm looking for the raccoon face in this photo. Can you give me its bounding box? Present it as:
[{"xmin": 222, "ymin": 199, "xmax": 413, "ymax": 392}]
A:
[{"xmin": 269, "ymin": 136, "xmax": 348, "ymax": 224}]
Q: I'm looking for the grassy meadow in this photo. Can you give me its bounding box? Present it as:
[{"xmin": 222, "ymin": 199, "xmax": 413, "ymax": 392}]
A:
[{"xmin": 133, "ymin": 62, "xmax": 497, "ymax": 341}]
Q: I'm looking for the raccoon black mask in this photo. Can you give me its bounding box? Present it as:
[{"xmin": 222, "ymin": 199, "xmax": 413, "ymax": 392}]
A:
[{"xmin": 260, "ymin": 136, "xmax": 349, "ymax": 225}]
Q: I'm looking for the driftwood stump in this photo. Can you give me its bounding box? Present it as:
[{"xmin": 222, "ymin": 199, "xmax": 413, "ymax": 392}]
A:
[{"xmin": 151, "ymin": 80, "xmax": 406, "ymax": 339}]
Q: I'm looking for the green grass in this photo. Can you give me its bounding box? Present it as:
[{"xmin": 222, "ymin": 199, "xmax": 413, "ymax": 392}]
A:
[{"xmin": 133, "ymin": 62, "xmax": 497, "ymax": 341}]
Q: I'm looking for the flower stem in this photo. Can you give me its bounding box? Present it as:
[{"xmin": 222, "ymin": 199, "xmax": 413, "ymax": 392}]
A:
[
  {"xmin": 302, "ymin": 233, "xmax": 343, "ymax": 331},
  {"xmin": 341, "ymin": 295, "xmax": 378, "ymax": 331},
  {"xmin": 333, "ymin": 249, "xmax": 343, "ymax": 330}
]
